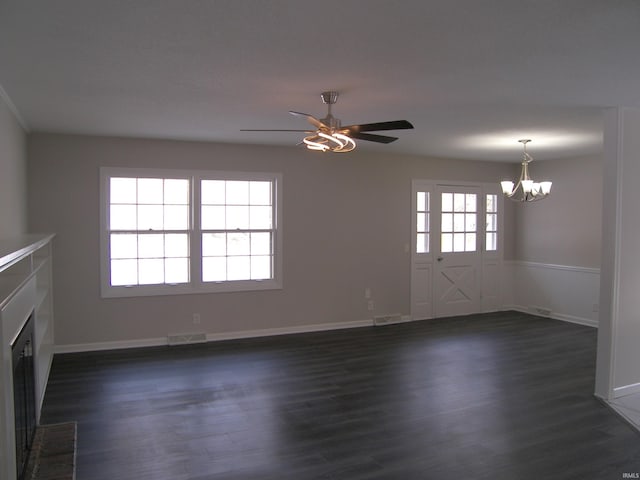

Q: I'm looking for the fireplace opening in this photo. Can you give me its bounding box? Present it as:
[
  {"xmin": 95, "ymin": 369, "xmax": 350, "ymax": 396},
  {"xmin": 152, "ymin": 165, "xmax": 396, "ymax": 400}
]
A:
[{"xmin": 12, "ymin": 313, "xmax": 36, "ymax": 480}]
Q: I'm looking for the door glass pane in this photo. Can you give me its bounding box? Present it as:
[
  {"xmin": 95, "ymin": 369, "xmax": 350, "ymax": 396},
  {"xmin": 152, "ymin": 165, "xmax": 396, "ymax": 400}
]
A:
[
  {"xmin": 417, "ymin": 213, "xmax": 426, "ymax": 232},
  {"xmin": 441, "ymin": 213, "xmax": 453, "ymax": 232},
  {"xmin": 441, "ymin": 233, "xmax": 453, "ymax": 253},
  {"xmin": 454, "ymin": 194, "xmax": 465, "ymax": 212},
  {"xmin": 453, "ymin": 233, "xmax": 465, "ymax": 251},
  {"xmin": 486, "ymin": 214, "xmax": 496, "ymax": 231},
  {"xmin": 486, "ymin": 194, "xmax": 496, "ymax": 213},
  {"xmin": 465, "ymin": 194, "xmax": 477, "ymax": 212},
  {"xmin": 453, "ymin": 213, "xmax": 465, "ymax": 232},
  {"xmin": 416, "ymin": 233, "xmax": 427, "ymax": 253},
  {"xmin": 442, "ymin": 193, "xmax": 453, "ymax": 212},
  {"xmin": 465, "ymin": 233, "xmax": 476, "ymax": 251},
  {"xmin": 417, "ymin": 191, "xmax": 426, "ymax": 210},
  {"xmin": 486, "ymin": 232, "xmax": 497, "ymax": 251},
  {"xmin": 465, "ymin": 213, "xmax": 476, "ymax": 231}
]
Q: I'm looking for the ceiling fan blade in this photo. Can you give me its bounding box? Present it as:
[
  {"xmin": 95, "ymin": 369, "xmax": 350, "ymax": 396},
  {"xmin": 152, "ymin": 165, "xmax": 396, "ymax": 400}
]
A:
[
  {"xmin": 289, "ymin": 111, "xmax": 328, "ymax": 130},
  {"xmin": 241, "ymin": 129, "xmax": 314, "ymax": 132},
  {"xmin": 350, "ymin": 132, "xmax": 399, "ymax": 144},
  {"xmin": 343, "ymin": 120, "xmax": 414, "ymax": 133}
]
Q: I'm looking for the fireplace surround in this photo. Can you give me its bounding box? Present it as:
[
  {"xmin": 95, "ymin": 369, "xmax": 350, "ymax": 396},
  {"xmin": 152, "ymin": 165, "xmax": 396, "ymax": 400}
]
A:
[
  {"xmin": 12, "ymin": 313, "xmax": 36, "ymax": 480},
  {"xmin": 0, "ymin": 235, "xmax": 55, "ymax": 480}
]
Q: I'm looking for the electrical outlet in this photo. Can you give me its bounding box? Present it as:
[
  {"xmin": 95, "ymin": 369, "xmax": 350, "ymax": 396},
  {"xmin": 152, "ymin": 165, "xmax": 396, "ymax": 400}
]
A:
[
  {"xmin": 367, "ymin": 300, "xmax": 374, "ymax": 311},
  {"xmin": 592, "ymin": 304, "xmax": 599, "ymax": 313},
  {"xmin": 192, "ymin": 313, "xmax": 201, "ymax": 324}
]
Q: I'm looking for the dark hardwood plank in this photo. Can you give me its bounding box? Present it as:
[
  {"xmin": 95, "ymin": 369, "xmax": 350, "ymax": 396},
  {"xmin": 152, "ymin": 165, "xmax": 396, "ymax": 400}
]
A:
[{"xmin": 40, "ymin": 311, "xmax": 640, "ymax": 479}]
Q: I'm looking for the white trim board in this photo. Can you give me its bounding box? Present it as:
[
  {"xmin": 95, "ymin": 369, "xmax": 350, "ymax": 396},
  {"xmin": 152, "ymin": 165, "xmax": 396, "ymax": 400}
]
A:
[
  {"xmin": 54, "ymin": 318, "xmax": 376, "ymax": 354},
  {"xmin": 505, "ymin": 305, "xmax": 598, "ymax": 328},
  {"xmin": 613, "ymin": 382, "xmax": 640, "ymax": 399}
]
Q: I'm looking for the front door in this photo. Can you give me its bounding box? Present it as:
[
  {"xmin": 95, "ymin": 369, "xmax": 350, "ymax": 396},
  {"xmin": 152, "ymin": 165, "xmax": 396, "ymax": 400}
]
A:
[{"xmin": 433, "ymin": 185, "xmax": 481, "ymax": 317}]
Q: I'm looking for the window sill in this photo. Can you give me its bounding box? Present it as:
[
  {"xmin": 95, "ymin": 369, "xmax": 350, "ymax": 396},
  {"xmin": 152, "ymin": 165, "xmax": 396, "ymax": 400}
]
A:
[{"xmin": 101, "ymin": 279, "xmax": 282, "ymax": 298}]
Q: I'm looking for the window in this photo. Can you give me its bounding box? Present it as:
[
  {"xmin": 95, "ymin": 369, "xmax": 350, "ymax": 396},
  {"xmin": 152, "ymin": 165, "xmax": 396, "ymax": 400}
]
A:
[
  {"xmin": 201, "ymin": 180, "xmax": 274, "ymax": 282},
  {"xmin": 485, "ymin": 194, "xmax": 498, "ymax": 251},
  {"xmin": 416, "ymin": 191, "xmax": 430, "ymax": 253},
  {"xmin": 440, "ymin": 192, "xmax": 477, "ymax": 253},
  {"xmin": 100, "ymin": 168, "xmax": 282, "ymax": 297}
]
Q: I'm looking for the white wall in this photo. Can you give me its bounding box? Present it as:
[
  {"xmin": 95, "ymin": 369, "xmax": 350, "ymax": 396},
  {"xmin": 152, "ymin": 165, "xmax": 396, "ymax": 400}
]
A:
[
  {"xmin": 504, "ymin": 153, "xmax": 603, "ymax": 326},
  {"xmin": 515, "ymin": 154, "xmax": 602, "ymax": 268},
  {"xmin": 0, "ymin": 94, "xmax": 27, "ymax": 237},
  {"xmin": 27, "ymin": 133, "xmax": 515, "ymax": 349},
  {"xmin": 596, "ymin": 107, "xmax": 640, "ymax": 399}
]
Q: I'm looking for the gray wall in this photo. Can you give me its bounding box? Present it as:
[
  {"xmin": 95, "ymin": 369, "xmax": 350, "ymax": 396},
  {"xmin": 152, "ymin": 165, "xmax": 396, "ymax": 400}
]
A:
[
  {"xmin": 28, "ymin": 133, "xmax": 515, "ymax": 347},
  {"xmin": 0, "ymin": 96, "xmax": 27, "ymax": 237},
  {"xmin": 513, "ymin": 154, "xmax": 602, "ymax": 268}
]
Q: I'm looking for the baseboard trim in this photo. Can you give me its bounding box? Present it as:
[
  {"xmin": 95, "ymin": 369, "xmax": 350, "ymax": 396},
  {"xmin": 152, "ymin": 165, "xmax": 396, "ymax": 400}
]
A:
[
  {"xmin": 505, "ymin": 305, "xmax": 597, "ymax": 328},
  {"xmin": 54, "ymin": 319, "xmax": 375, "ymax": 354},
  {"xmin": 54, "ymin": 336, "xmax": 168, "ymax": 354}
]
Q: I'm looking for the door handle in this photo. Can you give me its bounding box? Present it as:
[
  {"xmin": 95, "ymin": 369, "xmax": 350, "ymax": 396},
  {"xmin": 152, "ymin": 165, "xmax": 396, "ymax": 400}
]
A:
[{"xmin": 437, "ymin": 257, "xmax": 443, "ymax": 262}]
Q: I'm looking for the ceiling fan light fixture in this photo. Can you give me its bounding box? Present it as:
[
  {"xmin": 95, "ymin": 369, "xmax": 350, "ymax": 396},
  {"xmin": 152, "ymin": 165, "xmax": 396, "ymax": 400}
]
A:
[
  {"xmin": 303, "ymin": 131, "xmax": 356, "ymax": 153},
  {"xmin": 242, "ymin": 91, "xmax": 413, "ymax": 152}
]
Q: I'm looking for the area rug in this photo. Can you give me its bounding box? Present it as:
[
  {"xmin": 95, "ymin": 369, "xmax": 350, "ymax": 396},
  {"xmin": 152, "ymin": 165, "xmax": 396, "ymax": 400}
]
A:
[{"xmin": 24, "ymin": 421, "xmax": 77, "ymax": 480}]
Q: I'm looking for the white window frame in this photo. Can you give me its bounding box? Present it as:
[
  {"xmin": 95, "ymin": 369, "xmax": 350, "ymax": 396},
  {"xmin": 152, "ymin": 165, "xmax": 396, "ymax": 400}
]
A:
[{"xmin": 100, "ymin": 167, "xmax": 283, "ymax": 298}]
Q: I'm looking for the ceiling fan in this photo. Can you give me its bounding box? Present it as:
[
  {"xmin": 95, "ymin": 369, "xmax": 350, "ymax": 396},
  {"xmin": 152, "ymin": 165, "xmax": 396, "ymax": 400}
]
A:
[{"xmin": 241, "ymin": 91, "xmax": 414, "ymax": 152}]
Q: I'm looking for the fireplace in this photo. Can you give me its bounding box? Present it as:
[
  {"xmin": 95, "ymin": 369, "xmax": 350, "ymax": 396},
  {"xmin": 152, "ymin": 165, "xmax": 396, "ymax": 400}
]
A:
[{"xmin": 11, "ymin": 313, "xmax": 36, "ymax": 480}]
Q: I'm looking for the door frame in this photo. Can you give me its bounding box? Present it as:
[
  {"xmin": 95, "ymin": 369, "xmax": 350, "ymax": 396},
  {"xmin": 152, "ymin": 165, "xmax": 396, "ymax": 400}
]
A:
[{"xmin": 410, "ymin": 179, "xmax": 504, "ymax": 320}]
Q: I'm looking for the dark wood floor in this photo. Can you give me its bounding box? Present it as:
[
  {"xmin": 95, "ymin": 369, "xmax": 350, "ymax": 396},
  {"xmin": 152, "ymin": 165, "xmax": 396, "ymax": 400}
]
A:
[{"xmin": 41, "ymin": 311, "xmax": 640, "ymax": 480}]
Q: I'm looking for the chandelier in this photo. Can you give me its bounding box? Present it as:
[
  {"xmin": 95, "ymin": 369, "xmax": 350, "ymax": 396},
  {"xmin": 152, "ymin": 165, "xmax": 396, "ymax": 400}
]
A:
[{"xmin": 500, "ymin": 139, "xmax": 552, "ymax": 202}]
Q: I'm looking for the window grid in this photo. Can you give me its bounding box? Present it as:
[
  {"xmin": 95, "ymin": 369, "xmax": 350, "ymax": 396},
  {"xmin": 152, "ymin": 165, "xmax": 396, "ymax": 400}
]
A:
[
  {"xmin": 109, "ymin": 178, "xmax": 191, "ymax": 287},
  {"xmin": 102, "ymin": 169, "xmax": 282, "ymax": 297},
  {"xmin": 201, "ymin": 180, "xmax": 275, "ymax": 282},
  {"xmin": 485, "ymin": 194, "xmax": 498, "ymax": 252},
  {"xmin": 440, "ymin": 192, "xmax": 477, "ymax": 253},
  {"xmin": 416, "ymin": 191, "xmax": 430, "ymax": 253}
]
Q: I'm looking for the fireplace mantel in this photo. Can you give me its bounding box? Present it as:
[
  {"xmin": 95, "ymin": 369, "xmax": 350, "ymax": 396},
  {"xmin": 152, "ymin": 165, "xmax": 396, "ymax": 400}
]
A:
[{"xmin": 0, "ymin": 234, "xmax": 55, "ymax": 480}]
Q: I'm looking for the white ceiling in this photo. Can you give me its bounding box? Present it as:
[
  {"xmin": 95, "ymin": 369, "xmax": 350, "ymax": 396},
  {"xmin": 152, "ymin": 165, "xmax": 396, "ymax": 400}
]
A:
[{"xmin": 1, "ymin": 0, "xmax": 639, "ymax": 162}]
